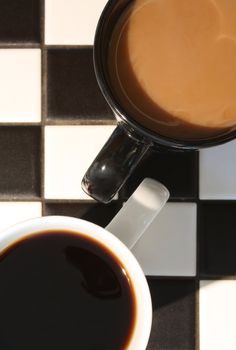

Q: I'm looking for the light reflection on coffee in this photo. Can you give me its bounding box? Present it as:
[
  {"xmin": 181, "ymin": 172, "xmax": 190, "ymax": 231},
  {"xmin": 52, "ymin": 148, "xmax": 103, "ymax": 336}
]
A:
[
  {"xmin": 0, "ymin": 231, "xmax": 136, "ymax": 350},
  {"xmin": 108, "ymin": 0, "xmax": 236, "ymax": 140}
]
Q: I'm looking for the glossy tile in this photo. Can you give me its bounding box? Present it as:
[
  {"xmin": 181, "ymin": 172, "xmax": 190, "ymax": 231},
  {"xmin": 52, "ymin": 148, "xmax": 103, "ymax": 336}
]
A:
[
  {"xmin": 200, "ymin": 140, "xmax": 236, "ymax": 199},
  {"xmin": 132, "ymin": 203, "xmax": 197, "ymax": 276},
  {"xmin": 0, "ymin": 49, "xmax": 41, "ymax": 122},
  {"xmin": 0, "ymin": 202, "xmax": 42, "ymax": 232},
  {"xmin": 45, "ymin": 0, "xmax": 108, "ymax": 44},
  {"xmin": 200, "ymin": 280, "xmax": 236, "ymax": 350},
  {"xmin": 44, "ymin": 126, "xmax": 115, "ymax": 199}
]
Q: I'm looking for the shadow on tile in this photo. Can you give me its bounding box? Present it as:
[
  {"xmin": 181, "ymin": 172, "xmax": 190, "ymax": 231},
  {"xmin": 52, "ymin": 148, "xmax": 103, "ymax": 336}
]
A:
[
  {"xmin": 199, "ymin": 201, "xmax": 236, "ymax": 277},
  {"xmin": 44, "ymin": 201, "xmax": 122, "ymax": 228},
  {"xmin": 147, "ymin": 278, "xmax": 196, "ymax": 350},
  {"xmin": 120, "ymin": 149, "xmax": 198, "ymax": 201}
]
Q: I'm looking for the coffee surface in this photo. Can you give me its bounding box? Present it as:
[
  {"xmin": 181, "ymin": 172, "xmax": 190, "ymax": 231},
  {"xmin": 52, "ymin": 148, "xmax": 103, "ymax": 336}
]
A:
[
  {"xmin": 108, "ymin": 0, "xmax": 236, "ymax": 139},
  {"xmin": 0, "ymin": 231, "xmax": 135, "ymax": 350}
]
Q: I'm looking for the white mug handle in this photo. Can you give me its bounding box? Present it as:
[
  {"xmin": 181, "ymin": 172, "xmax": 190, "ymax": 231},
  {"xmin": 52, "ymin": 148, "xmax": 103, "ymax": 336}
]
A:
[{"xmin": 106, "ymin": 178, "xmax": 169, "ymax": 250}]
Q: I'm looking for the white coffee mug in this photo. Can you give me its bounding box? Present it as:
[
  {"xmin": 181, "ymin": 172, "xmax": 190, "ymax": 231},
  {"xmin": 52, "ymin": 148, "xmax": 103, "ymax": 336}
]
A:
[{"xmin": 0, "ymin": 179, "xmax": 169, "ymax": 350}]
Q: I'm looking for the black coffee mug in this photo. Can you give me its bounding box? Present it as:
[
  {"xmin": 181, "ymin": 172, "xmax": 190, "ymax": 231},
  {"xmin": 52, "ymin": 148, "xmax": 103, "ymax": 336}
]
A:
[{"xmin": 82, "ymin": 0, "xmax": 236, "ymax": 203}]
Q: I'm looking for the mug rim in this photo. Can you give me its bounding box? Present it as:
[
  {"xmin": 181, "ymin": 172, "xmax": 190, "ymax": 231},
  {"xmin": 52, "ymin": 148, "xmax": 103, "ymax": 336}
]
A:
[
  {"xmin": 0, "ymin": 215, "xmax": 152, "ymax": 350},
  {"xmin": 94, "ymin": 0, "xmax": 236, "ymax": 150}
]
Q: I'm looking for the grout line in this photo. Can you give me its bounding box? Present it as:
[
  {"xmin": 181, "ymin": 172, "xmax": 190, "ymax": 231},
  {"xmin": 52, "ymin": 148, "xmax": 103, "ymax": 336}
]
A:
[
  {"xmin": 0, "ymin": 198, "xmax": 42, "ymax": 202},
  {"xmin": 0, "ymin": 122, "xmax": 41, "ymax": 126},
  {"xmin": 0, "ymin": 44, "xmax": 41, "ymax": 49},
  {"xmin": 44, "ymin": 119, "xmax": 117, "ymax": 126},
  {"xmin": 195, "ymin": 279, "xmax": 200, "ymax": 350},
  {"xmin": 40, "ymin": 124, "xmax": 45, "ymax": 212},
  {"xmin": 196, "ymin": 150, "xmax": 200, "ymax": 202},
  {"xmin": 43, "ymin": 198, "xmax": 120, "ymax": 204},
  {"xmin": 41, "ymin": 48, "xmax": 47, "ymax": 124},
  {"xmin": 0, "ymin": 45, "xmax": 94, "ymax": 51},
  {"xmin": 196, "ymin": 204, "xmax": 201, "ymax": 277},
  {"xmin": 41, "ymin": 49, "xmax": 46, "ymax": 212},
  {"xmin": 45, "ymin": 45, "xmax": 93, "ymax": 50},
  {"xmin": 145, "ymin": 276, "xmax": 196, "ymax": 280},
  {"xmin": 40, "ymin": 0, "xmax": 46, "ymax": 212},
  {"xmin": 168, "ymin": 198, "xmax": 198, "ymax": 203},
  {"xmin": 44, "ymin": 199, "xmax": 100, "ymax": 204},
  {"xmin": 40, "ymin": 0, "xmax": 45, "ymax": 47},
  {"xmin": 0, "ymin": 120, "xmax": 117, "ymax": 127},
  {"xmin": 196, "ymin": 199, "xmax": 236, "ymax": 204},
  {"xmin": 42, "ymin": 200, "xmax": 46, "ymax": 216},
  {"xmin": 0, "ymin": 43, "xmax": 91, "ymax": 52},
  {"xmin": 199, "ymin": 275, "xmax": 236, "ymax": 280},
  {"xmin": 195, "ymin": 150, "xmax": 200, "ymax": 350}
]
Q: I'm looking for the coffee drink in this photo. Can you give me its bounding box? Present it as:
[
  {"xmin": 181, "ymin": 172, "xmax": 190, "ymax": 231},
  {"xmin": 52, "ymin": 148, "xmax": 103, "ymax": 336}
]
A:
[
  {"xmin": 0, "ymin": 231, "xmax": 136, "ymax": 350},
  {"xmin": 108, "ymin": 0, "xmax": 236, "ymax": 139}
]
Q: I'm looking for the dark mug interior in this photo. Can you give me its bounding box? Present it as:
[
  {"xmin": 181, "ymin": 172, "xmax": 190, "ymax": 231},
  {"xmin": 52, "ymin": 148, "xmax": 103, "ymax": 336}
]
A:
[{"xmin": 94, "ymin": 0, "xmax": 236, "ymax": 150}]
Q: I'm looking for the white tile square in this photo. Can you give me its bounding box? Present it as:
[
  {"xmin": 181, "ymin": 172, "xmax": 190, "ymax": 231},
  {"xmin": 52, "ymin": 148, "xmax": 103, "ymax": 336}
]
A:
[
  {"xmin": 44, "ymin": 125, "xmax": 115, "ymax": 200},
  {"xmin": 200, "ymin": 140, "xmax": 236, "ymax": 199},
  {"xmin": 45, "ymin": 0, "xmax": 108, "ymax": 45},
  {"xmin": 200, "ymin": 280, "xmax": 236, "ymax": 350},
  {"xmin": 131, "ymin": 202, "xmax": 197, "ymax": 276},
  {"xmin": 0, "ymin": 202, "xmax": 42, "ymax": 233},
  {"xmin": 0, "ymin": 49, "xmax": 41, "ymax": 123}
]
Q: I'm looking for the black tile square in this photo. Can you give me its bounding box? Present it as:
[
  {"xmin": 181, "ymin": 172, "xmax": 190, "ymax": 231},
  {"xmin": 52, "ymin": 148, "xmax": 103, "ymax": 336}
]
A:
[
  {"xmin": 47, "ymin": 48, "xmax": 114, "ymax": 121},
  {"xmin": 45, "ymin": 201, "xmax": 122, "ymax": 228},
  {"xmin": 120, "ymin": 149, "xmax": 198, "ymax": 200},
  {"xmin": 199, "ymin": 201, "xmax": 236, "ymax": 276},
  {"xmin": 147, "ymin": 279, "xmax": 196, "ymax": 350},
  {"xmin": 0, "ymin": 126, "xmax": 41, "ymax": 197},
  {"xmin": 0, "ymin": 0, "xmax": 41, "ymax": 43}
]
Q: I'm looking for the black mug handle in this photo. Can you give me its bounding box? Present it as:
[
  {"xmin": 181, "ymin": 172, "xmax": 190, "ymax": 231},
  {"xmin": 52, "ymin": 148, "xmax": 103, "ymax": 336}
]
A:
[{"xmin": 81, "ymin": 124, "xmax": 151, "ymax": 203}]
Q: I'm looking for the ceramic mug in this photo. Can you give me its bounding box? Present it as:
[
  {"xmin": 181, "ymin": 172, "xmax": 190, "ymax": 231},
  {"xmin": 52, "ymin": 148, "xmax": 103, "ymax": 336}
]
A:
[
  {"xmin": 0, "ymin": 179, "xmax": 169, "ymax": 350},
  {"xmin": 82, "ymin": 0, "xmax": 236, "ymax": 204}
]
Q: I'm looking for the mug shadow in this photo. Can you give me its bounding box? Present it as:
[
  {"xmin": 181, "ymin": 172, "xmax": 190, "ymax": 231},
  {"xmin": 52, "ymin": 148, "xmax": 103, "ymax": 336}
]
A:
[{"xmin": 146, "ymin": 276, "xmax": 230, "ymax": 348}]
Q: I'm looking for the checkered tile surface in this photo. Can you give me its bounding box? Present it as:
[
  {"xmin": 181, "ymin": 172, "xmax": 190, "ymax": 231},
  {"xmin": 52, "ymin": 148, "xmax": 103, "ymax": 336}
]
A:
[{"xmin": 0, "ymin": 1, "xmax": 236, "ymax": 349}]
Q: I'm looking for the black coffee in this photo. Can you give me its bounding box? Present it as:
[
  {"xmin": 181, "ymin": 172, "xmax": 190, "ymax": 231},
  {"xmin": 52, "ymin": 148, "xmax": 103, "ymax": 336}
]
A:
[{"xmin": 0, "ymin": 231, "xmax": 136, "ymax": 350}]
